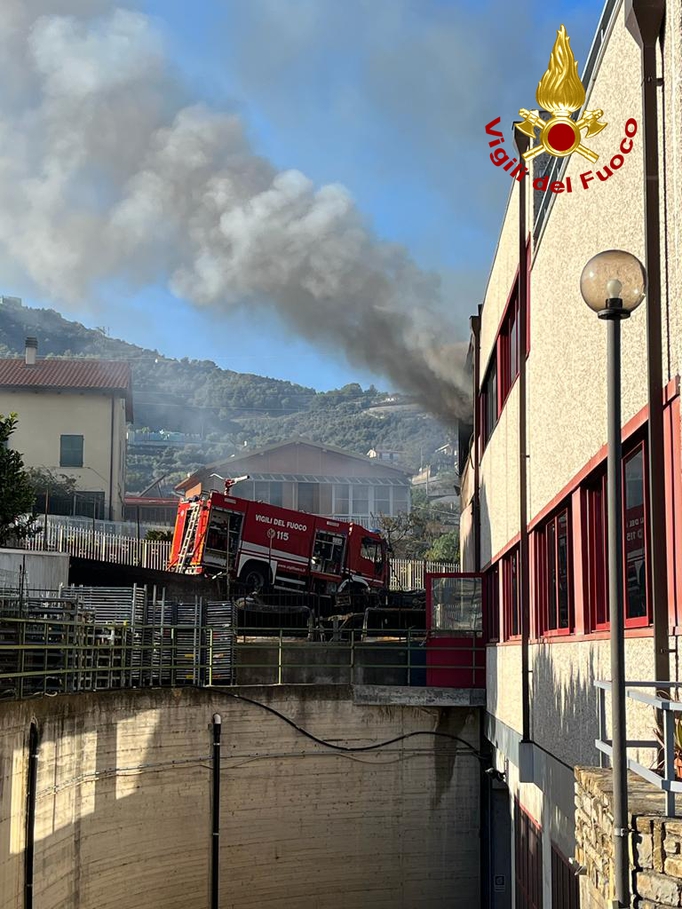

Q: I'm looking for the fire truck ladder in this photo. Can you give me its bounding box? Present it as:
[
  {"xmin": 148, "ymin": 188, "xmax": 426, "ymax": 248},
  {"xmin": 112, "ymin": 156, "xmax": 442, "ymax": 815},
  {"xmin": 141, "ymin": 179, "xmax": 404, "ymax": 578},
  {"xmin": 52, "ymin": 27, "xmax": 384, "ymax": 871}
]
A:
[{"xmin": 176, "ymin": 503, "xmax": 201, "ymax": 572}]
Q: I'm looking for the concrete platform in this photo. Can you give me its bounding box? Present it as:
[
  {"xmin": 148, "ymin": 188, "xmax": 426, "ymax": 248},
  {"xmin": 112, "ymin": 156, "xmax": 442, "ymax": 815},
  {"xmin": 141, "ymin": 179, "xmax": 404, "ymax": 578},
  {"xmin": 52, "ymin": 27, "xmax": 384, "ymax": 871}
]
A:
[{"xmin": 352, "ymin": 684, "xmax": 486, "ymax": 707}]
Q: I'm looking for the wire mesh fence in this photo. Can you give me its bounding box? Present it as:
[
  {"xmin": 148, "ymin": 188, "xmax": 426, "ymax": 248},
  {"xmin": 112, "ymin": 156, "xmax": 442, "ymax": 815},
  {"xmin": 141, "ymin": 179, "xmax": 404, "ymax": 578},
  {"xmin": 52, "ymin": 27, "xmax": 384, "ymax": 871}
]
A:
[{"xmin": 0, "ymin": 585, "xmax": 483, "ymax": 700}]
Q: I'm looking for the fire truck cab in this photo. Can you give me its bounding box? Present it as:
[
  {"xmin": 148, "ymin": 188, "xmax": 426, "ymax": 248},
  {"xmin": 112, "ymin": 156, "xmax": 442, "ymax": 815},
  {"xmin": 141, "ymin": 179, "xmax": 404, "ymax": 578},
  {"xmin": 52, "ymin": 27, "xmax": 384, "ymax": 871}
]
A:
[{"xmin": 168, "ymin": 490, "xmax": 389, "ymax": 599}]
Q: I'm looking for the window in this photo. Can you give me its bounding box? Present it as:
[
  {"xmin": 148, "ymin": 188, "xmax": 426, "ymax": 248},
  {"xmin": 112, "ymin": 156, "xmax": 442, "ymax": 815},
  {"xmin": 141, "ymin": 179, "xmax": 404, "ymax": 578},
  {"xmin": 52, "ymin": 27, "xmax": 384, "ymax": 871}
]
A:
[
  {"xmin": 536, "ymin": 506, "xmax": 572, "ymax": 634},
  {"xmin": 624, "ymin": 443, "xmax": 649, "ymax": 623},
  {"xmin": 60, "ymin": 434, "xmax": 84, "ymax": 468},
  {"xmin": 486, "ymin": 563, "xmax": 500, "ymax": 641},
  {"xmin": 352, "ymin": 485, "xmax": 369, "ymax": 516},
  {"xmin": 374, "ymin": 486, "xmax": 391, "ymax": 515},
  {"xmin": 298, "ymin": 482, "xmax": 319, "ymax": 513},
  {"xmin": 334, "ymin": 484, "xmax": 349, "ymax": 515},
  {"xmin": 500, "ymin": 289, "xmax": 520, "ymax": 405},
  {"xmin": 360, "ymin": 537, "xmax": 381, "ymax": 562},
  {"xmin": 581, "ymin": 436, "xmax": 650, "ymax": 630},
  {"xmin": 481, "ymin": 359, "xmax": 498, "ymax": 449},
  {"xmin": 585, "ymin": 471, "xmax": 608, "ymax": 629},
  {"xmin": 515, "ymin": 802, "xmax": 543, "ymax": 909},
  {"xmin": 392, "ymin": 486, "xmax": 409, "ymax": 514},
  {"xmin": 319, "ymin": 483, "xmax": 332, "ymax": 514},
  {"xmin": 269, "ymin": 481, "xmax": 283, "ymax": 507},
  {"xmin": 551, "ymin": 847, "xmax": 579, "ymax": 909},
  {"xmin": 429, "ymin": 575, "xmax": 483, "ymax": 632},
  {"xmin": 312, "ymin": 531, "xmax": 346, "ymax": 575},
  {"xmin": 503, "ymin": 547, "xmax": 520, "ymax": 639},
  {"xmin": 231, "ymin": 479, "xmax": 253, "ymax": 499},
  {"xmin": 254, "ymin": 481, "xmax": 270, "ymax": 502}
]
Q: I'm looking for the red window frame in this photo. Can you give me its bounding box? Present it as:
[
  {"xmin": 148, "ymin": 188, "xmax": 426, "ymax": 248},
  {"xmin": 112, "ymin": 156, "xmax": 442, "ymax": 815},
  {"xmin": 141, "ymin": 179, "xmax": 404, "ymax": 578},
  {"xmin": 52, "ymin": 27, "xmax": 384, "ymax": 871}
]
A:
[
  {"xmin": 581, "ymin": 435, "xmax": 651, "ymax": 632},
  {"xmin": 503, "ymin": 547, "xmax": 520, "ymax": 640},
  {"xmin": 486, "ymin": 562, "xmax": 500, "ymax": 642},
  {"xmin": 499, "ymin": 287, "xmax": 520, "ymax": 406},
  {"xmin": 480, "ymin": 356, "xmax": 498, "ymax": 451},
  {"xmin": 583, "ymin": 471, "xmax": 608, "ymax": 630},
  {"xmin": 479, "ymin": 268, "xmax": 528, "ymax": 453},
  {"xmin": 623, "ymin": 441, "xmax": 650, "ymax": 628},
  {"xmin": 515, "ymin": 801, "xmax": 543, "ymax": 909},
  {"xmin": 535, "ymin": 505, "xmax": 573, "ymax": 636}
]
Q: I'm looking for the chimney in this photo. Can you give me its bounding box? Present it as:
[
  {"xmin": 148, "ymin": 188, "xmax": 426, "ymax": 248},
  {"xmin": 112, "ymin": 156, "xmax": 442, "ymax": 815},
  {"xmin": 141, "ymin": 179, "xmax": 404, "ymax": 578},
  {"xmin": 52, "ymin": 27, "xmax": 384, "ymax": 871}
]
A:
[{"xmin": 25, "ymin": 337, "xmax": 37, "ymax": 367}]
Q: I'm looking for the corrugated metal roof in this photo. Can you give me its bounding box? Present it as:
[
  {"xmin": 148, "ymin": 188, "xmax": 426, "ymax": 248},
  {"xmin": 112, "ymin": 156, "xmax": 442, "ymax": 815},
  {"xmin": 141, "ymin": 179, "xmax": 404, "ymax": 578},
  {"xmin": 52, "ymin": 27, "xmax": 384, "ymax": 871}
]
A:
[{"xmin": 0, "ymin": 358, "xmax": 133, "ymax": 420}]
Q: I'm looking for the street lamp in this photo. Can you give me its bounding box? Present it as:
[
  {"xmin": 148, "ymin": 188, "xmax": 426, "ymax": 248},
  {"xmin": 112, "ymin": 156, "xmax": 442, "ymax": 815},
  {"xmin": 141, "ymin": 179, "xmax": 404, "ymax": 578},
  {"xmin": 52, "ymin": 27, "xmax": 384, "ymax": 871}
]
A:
[{"xmin": 580, "ymin": 248, "xmax": 646, "ymax": 909}]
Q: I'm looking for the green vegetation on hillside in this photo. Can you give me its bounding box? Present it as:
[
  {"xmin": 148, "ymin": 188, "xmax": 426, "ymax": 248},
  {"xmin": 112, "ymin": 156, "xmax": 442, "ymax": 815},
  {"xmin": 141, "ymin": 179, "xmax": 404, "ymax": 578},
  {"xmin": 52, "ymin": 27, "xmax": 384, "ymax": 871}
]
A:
[{"xmin": 0, "ymin": 297, "xmax": 453, "ymax": 492}]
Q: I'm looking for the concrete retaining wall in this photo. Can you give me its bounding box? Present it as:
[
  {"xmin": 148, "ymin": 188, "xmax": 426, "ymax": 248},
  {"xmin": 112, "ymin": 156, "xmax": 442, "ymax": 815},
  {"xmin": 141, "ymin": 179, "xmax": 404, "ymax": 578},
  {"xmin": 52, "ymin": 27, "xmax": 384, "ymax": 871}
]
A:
[{"xmin": 1, "ymin": 686, "xmax": 480, "ymax": 909}]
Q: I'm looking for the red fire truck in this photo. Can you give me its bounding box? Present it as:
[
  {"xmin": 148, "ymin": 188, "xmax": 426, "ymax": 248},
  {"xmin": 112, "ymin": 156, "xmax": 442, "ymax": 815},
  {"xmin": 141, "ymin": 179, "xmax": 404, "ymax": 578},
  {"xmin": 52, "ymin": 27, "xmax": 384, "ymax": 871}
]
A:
[{"xmin": 168, "ymin": 487, "xmax": 390, "ymax": 599}]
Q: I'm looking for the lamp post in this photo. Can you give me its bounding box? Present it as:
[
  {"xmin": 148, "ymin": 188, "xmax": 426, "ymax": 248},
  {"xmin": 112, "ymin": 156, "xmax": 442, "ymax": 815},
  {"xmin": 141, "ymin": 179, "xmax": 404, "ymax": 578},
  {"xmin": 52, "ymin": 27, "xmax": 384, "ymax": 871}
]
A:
[{"xmin": 580, "ymin": 248, "xmax": 647, "ymax": 909}]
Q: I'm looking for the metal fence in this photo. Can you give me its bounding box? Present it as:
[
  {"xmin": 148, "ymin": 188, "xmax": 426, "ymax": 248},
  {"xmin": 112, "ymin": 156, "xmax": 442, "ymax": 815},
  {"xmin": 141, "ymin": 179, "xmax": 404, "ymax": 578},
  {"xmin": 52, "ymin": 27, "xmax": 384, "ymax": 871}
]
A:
[
  {"xmin": 0, "ymin": 581, "xmax": 484, "ymax": 700},
  {"xmin": 0, "ymin": 588, "xmax": 238, "ymax": 699},
  {"xmin": 596, "ymin": 680, "xmax": 682, "ymax": 817},
  {"xmin": 0, "ymin": 620, "xmax": 484, "ymax": 699},
  {"xmin": 18, "ymin": 526, "xmax": 456, "ymax": 588}
]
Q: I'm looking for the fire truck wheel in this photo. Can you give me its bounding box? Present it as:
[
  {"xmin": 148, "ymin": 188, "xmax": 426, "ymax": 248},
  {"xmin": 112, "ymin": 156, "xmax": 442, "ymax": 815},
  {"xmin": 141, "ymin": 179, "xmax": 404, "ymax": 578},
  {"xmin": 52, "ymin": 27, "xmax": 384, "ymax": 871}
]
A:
[{"xmin": 239, "ymin": 562, "xmax": 270, "ymax": 594}]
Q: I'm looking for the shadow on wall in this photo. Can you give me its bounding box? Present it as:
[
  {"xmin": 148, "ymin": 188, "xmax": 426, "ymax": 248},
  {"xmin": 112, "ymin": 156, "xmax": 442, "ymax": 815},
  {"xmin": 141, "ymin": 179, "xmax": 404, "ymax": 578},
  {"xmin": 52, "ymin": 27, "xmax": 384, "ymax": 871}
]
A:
[
  {"xmin": 1, "ymin": 689, "xmax": 212, "ymax": 909},
  {"xmin": 531, "ymin": 643, "xmax": 601, "ymax": 770},
  {"xmin": 1, "ymin": 688, "xmax": 482, "ymax": 909},
  {"xmin": 478, "ymin": 479, "xmax": 493, "ymax": 573}
]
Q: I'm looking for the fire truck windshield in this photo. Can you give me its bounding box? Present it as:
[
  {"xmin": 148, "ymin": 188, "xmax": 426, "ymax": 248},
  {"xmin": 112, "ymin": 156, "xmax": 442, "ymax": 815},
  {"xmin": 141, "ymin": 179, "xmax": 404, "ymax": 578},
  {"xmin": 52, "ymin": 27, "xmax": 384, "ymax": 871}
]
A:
[{"xmin": 361, "ymin": 538, "xmax": 383, "ymax": 564}]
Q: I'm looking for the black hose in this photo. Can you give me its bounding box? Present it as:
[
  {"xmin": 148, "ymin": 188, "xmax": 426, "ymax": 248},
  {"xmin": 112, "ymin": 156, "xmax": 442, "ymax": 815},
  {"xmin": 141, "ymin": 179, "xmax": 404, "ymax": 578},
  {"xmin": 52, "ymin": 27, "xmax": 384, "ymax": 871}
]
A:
[
  {"xmin": 25, "ymin": 722, "xmax": 39, "ymax": 909},
  {"xmin": 224, "ymin": 691, "xmax": 486, "ymax": 758},
  {"xmin": 211, "ymin": 714, "xmax": 221, "ymax": 909}
]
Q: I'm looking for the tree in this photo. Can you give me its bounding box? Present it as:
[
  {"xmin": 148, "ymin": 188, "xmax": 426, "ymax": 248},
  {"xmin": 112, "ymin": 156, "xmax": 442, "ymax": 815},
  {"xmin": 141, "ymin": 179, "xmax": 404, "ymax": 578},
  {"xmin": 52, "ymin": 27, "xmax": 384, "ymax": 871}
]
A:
[
  {"xmin": 373, "ymin": 489, "xmax": 459, "ymax": 559},
  {"xmin": 424, "ymin": 530, "xmax": 460, "ymax": 564},
  {"xmin": 0, "ymin": 414, "xmax": 38, "ymax": 544},
  {"xmin": 25, "ymin": 467, "xmax": 77, "ymax": 499}
]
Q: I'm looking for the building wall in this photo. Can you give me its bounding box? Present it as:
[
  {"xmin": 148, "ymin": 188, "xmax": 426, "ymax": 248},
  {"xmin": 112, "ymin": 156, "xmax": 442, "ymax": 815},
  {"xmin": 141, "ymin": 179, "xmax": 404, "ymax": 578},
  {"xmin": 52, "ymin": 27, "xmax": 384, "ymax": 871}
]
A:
[
  {"xmin": 464, "ymin": 0, "xmax": 682, "ymax": 902},
  {"xmin": 224, "ymin": 443, "xmax": 410, "ymax": 479},
  {"xmin": 0, "ymin": 390, "xmax": 127, "ymax": 520},
  {"xmin": 0, "ymin": 687, "xmax": 481, "ymax": 909},
  {"xmin": 188, "ymin": 443, "xmax": 411, "ymax": 519},
  {"xmin": 526, "ymin": 14, "xmax": 648, "ymax": 521},
  {"xmin": 0, "ymin": 549, "xmax": 69, "ymax": 590}
]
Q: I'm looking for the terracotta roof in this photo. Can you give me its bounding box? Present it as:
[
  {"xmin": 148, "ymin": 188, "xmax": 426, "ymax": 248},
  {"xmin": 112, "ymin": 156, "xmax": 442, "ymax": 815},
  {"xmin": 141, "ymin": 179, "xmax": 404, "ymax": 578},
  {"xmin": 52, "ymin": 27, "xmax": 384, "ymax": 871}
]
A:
[
  {"xmin": 124, "ymin": 496, "xmax": 179, "ymax": 506},
  {"xmin": 0, "ymin": 358, "xmax": 133, "ymax": 420}
]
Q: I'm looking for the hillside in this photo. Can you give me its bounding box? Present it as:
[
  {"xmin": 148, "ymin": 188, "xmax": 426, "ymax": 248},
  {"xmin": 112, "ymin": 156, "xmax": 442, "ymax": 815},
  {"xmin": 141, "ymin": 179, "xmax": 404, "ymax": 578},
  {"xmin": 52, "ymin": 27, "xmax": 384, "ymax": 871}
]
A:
[{"xmin": 0, "ymin": 296, "xmax": 451, "ymax": 491}]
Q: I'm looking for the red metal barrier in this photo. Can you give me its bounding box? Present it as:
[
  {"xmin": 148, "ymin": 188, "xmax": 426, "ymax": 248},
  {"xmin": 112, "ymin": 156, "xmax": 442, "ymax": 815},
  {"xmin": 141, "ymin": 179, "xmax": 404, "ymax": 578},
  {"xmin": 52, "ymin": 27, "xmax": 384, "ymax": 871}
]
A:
[{"xmin": 425, "ymin": 572, "xmax": 486, "ymax": 688}]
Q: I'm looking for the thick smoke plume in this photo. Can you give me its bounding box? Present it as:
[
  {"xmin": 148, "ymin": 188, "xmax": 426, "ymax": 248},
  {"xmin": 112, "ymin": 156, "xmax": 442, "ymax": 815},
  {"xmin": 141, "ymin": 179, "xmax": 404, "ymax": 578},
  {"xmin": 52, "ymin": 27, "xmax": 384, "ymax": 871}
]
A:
[{"xmin": 0, "ymin": 2, "xmax": 471, "ymax": 420}]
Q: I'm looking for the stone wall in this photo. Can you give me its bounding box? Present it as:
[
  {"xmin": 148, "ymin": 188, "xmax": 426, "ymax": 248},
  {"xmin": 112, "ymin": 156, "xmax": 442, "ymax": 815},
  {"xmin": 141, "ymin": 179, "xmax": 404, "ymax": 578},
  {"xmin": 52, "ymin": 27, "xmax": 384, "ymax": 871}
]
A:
[{"xmin": 575, "ymin": 767, "xmax": 682, "ymax": 909}]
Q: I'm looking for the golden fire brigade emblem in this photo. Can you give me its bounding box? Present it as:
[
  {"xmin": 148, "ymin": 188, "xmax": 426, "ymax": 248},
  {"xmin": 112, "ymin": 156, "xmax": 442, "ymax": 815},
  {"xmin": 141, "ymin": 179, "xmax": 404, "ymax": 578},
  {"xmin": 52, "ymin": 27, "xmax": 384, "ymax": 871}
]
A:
[{"xmin": 516, "ymin": 25, "xmax": 607, "ymax": 163}]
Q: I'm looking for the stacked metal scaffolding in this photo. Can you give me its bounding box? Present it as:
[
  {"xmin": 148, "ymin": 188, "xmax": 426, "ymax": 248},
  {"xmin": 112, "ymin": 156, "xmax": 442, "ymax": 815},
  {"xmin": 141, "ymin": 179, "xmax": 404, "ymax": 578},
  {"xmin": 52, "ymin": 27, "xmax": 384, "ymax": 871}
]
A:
[{"xmin": 0, "ymin": 585, "xmax": 238, "ymax": 699}]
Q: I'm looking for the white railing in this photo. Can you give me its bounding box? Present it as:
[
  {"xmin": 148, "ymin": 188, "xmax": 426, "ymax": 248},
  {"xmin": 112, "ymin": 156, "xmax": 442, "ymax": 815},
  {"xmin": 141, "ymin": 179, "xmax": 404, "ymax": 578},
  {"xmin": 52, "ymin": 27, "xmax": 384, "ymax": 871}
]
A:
[
  {"xmin": 24, "ymin": 524, "xmax": 171, "ymax": 571},
  {"xmin": 20, "ymin": 525, "xmax": 458, "ymax": 587},
  {"xmin": 42, "ymin": 514, "xmax": 173, "ymax": 537},
  {"xmin": 389, "ymin": 558, "xmax": 459, "ymax": 590}
]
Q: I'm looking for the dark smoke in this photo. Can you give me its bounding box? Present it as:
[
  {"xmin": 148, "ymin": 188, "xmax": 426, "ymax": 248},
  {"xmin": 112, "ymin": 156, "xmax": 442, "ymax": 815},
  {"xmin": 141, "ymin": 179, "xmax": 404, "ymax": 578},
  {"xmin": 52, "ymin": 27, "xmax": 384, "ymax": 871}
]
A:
[{"xmin": 0, "ymin": 2, "xmax": 472, "ymax": 420}]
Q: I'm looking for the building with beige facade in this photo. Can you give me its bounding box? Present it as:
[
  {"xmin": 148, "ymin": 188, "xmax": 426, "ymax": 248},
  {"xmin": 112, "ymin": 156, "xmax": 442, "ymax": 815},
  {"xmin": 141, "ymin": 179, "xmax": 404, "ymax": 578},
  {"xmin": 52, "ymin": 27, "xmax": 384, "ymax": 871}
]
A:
[
  {"xmin": 460, "ymin": 0, "xmax": 682, "ymax": 905},
  {"xmin": 0, "ymin": 340, "xmax": 132, "ymax": 520},
  {"xmin": 176, "ymin": 438, "xmax": 411, "ymax": 523}
]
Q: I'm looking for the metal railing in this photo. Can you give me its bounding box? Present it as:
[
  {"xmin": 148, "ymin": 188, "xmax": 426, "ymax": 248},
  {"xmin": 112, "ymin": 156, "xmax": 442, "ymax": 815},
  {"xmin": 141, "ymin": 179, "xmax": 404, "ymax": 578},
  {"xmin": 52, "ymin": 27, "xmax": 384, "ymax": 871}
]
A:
[
  {"xmin": 0, "ymin": 616, "xmax": 485, "ymax": 700},
  {"xmin": 596, "ymin": 680, "xmax": 682, "ymax": 817}
]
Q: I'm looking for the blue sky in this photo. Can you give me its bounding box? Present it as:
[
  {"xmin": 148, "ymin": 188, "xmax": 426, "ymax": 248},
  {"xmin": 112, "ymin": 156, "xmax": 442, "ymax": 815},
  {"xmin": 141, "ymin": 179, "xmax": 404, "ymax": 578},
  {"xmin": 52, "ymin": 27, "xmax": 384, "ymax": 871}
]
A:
[{"xmin": 27, "ymin": 0, "xmax": 600, "ymax": 390}]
